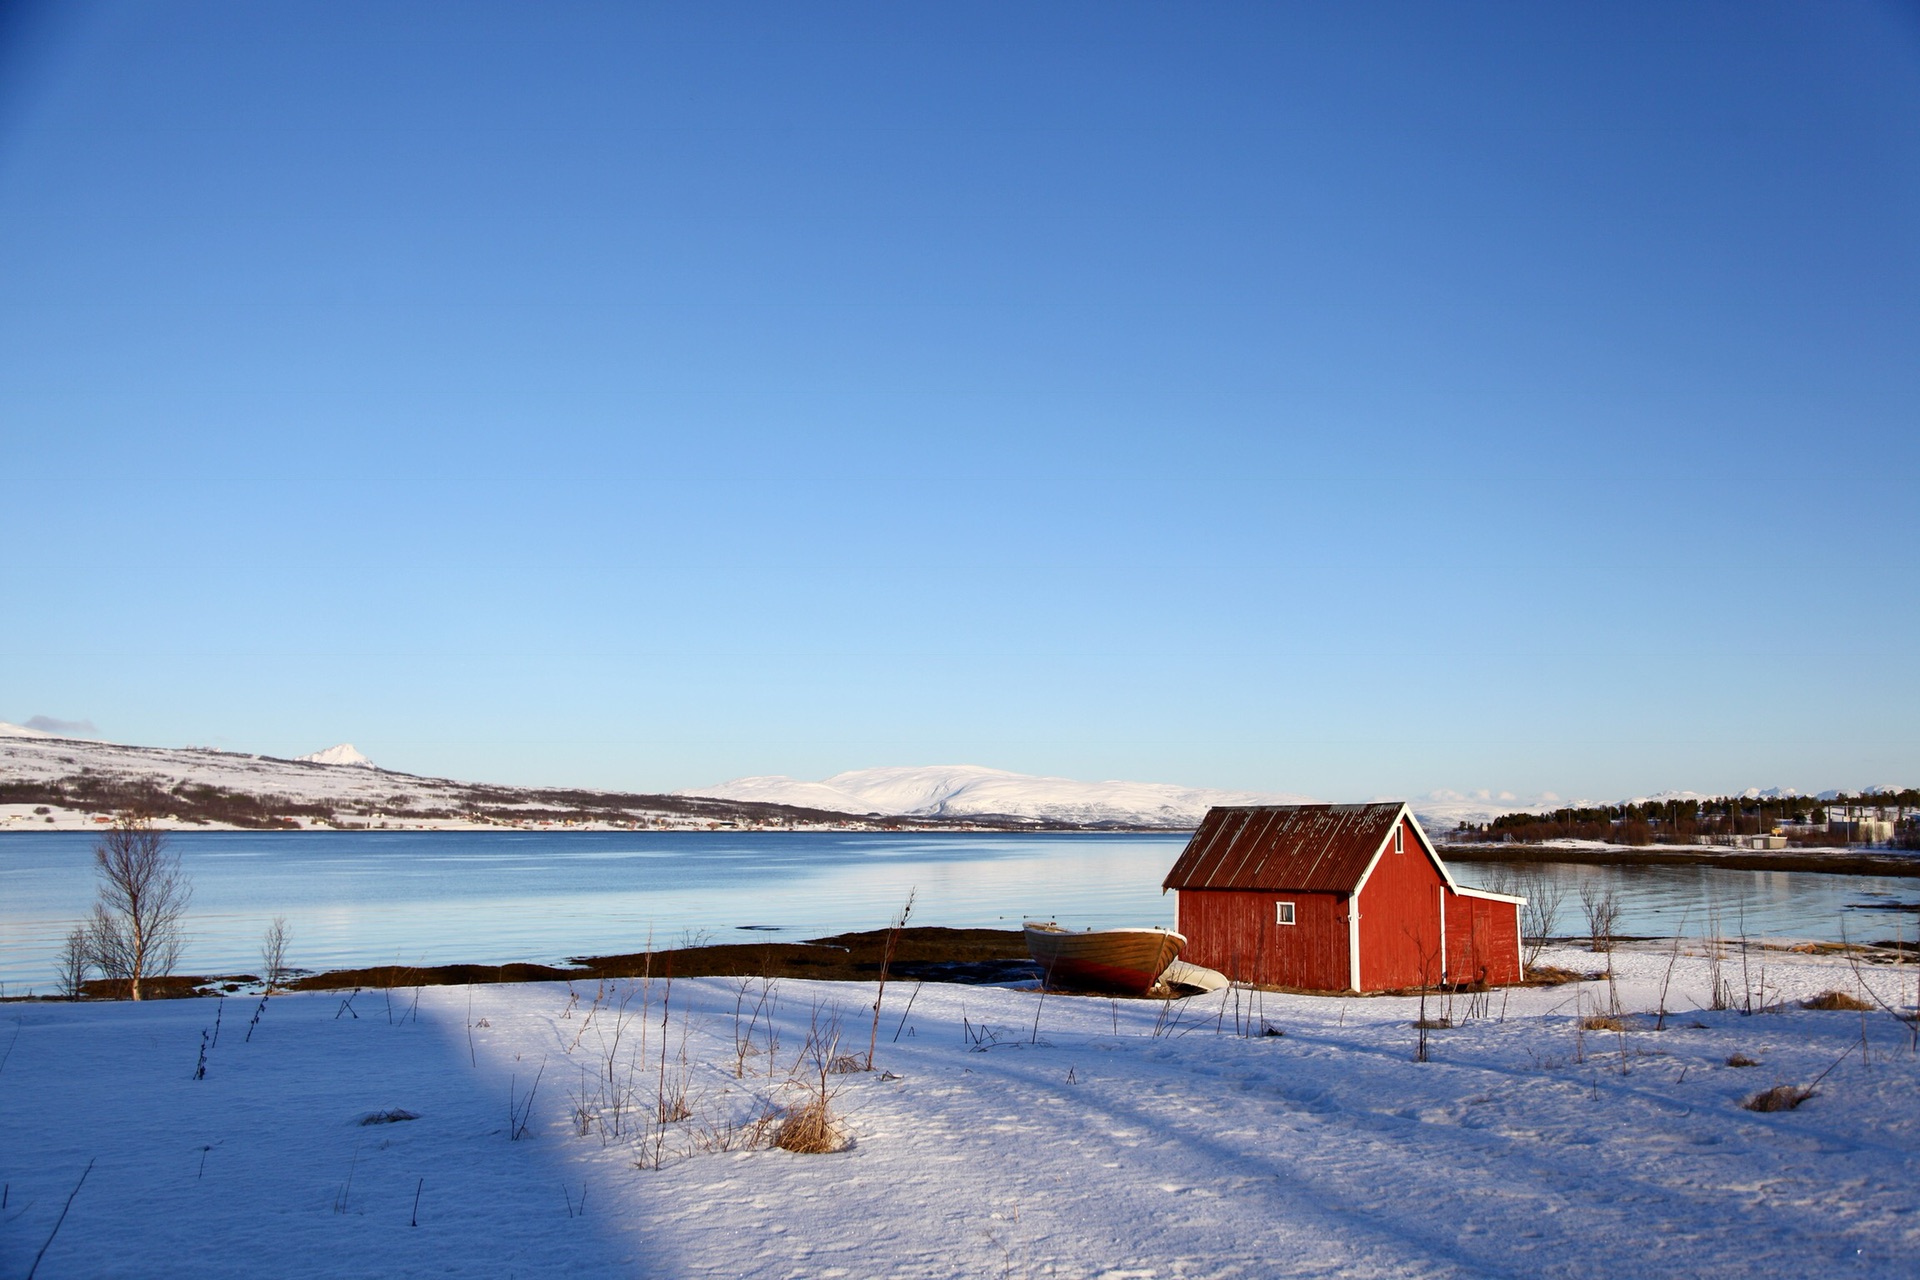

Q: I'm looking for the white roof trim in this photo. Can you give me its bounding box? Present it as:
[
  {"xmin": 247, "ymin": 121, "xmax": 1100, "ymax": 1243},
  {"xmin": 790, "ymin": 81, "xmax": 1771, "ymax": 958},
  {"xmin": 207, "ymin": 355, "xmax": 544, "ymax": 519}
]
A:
[
  {"xmin": 1351, "ymin": 803, "xmax": 1462, "ymax": 900},
  {"xmin": 1455, "ymin": 885, "xmax": 1527, "ymax": 905},
  {"xmin": 1405, "ymin": 810, "xmax": 1464, "ymax": 892}
]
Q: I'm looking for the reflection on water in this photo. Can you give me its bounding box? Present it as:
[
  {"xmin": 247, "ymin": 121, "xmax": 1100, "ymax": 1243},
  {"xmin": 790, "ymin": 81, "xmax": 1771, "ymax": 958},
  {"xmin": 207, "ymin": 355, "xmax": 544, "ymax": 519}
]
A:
[{"xmin": 1, "ymin": 831, "xmax": 1914, "ymax": 990}]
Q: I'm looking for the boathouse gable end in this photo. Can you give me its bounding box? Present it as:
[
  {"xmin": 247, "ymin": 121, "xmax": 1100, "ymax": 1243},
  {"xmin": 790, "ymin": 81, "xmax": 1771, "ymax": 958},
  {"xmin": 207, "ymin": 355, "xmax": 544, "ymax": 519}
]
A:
[
  {"xmin": 1353, "ymin": 815, "xmax": 1449, "ymax": 991},
  {"xmin": 1163, "ymin": 803, "xmax": 1525, "ymax": 992}
]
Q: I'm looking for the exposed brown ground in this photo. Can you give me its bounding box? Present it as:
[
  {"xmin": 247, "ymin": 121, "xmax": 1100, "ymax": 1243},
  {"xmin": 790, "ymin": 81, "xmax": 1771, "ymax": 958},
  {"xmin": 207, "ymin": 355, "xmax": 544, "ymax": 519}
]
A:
[{"xmin": 273, "ymin": 926, "xmax": 1037, "ymax": 993}]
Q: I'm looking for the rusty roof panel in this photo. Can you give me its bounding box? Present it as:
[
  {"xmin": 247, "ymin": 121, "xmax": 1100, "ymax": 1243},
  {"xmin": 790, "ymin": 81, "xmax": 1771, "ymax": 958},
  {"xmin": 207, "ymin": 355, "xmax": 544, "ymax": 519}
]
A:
[{"xmin": 1162, "ymin": 803, "xmax": 1405, "ymax": 893}]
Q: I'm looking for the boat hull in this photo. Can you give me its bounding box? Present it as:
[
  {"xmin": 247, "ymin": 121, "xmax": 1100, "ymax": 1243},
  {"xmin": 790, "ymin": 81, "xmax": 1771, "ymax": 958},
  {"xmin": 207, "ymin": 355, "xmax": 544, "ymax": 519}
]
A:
[{"xmin": 1025, "ymin": 925, "xmax": 1187, "ymax": 996}]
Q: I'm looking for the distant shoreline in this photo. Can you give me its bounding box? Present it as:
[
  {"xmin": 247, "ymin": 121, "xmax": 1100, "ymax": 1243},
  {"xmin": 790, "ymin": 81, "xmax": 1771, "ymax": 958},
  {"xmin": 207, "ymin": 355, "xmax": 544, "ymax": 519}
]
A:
[
  {"xmin": 0, "ymin": 818, "xmax": 1186, "ymax": 835},
  {"xmin": 7, "ymin": 821, "xmax": 1916, "ymax": 875},
  {"xmin": 1443, "ymin": 842, "xmax": 1920, "ymax": 878}
]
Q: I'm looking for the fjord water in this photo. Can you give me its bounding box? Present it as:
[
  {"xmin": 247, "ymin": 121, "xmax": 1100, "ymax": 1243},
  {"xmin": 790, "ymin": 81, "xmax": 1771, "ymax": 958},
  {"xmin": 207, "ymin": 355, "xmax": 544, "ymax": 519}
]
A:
[{"xmin": 1, "ymin": 831, "xmax": 1915, "ymax": 990}]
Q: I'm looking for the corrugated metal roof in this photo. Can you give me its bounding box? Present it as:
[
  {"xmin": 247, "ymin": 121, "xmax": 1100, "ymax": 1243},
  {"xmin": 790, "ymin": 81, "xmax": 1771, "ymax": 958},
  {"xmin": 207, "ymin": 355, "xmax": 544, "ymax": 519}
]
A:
[{"xmin": 1162, "ymin": 803, "xmax": 1406, "ymax": 893}]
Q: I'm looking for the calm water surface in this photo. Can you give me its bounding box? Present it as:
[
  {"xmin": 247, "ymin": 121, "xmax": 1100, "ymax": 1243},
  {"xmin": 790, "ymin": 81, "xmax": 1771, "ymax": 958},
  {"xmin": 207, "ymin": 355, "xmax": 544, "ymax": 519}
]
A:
[{"xmin": 2, "ymin": 831, "xmax": 1915, "ymax": 990}]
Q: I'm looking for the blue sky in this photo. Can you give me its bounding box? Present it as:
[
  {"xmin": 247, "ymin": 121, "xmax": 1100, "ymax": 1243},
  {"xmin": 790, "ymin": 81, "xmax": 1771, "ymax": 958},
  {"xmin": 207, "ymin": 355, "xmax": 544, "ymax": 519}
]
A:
[{"xmin": 3, "ymin": 1, "xmax": 1915, "ymax": 801}]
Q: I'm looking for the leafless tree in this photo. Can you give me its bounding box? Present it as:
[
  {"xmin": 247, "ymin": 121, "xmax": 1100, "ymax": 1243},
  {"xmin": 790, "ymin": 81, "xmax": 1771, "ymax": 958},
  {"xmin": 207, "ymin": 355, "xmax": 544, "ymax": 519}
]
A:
[
  {"xmin": 261, "ymin": 915, "xmax": 291, "ymax": 992},
  {"xmin": 1521, "ymin": 878, "xmax": 1564, "ymax": 968},
  {"xmin": 1578, "ymin": 881, "xmax": 1620, "ymax": 953},
  {"xmin": 85, "ymin": 815, "xmax": 191, "ymax": 1000},
  {"xmin": 56, "ymin": 925, "xmax": 92, "ymax": 999}
]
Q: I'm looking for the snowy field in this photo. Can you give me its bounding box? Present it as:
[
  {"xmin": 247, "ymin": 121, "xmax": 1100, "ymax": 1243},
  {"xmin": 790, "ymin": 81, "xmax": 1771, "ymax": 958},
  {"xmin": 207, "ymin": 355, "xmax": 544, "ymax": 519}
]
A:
[{"xmin": 5, "ymin": 945, "xmax": 1918, "ymax": 1279}]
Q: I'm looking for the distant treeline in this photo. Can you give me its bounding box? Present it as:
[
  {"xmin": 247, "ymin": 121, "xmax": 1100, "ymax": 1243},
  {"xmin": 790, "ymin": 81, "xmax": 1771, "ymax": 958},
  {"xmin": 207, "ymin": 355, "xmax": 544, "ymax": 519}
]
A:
[{"xmin": 1452, "ymin": 789, "xmax": 1920, "ymax": 848}]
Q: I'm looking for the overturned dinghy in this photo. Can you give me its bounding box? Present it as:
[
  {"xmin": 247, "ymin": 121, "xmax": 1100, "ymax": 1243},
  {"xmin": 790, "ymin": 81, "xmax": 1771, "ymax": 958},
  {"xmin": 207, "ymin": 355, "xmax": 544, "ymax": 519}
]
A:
[
  {"xmin": 1024, "ymin": 922, "xmax": 1186, "ymax": 996},
  {"xmin": 1160, "ymin": 959, "xmax": 1231, "ymax": 994}
]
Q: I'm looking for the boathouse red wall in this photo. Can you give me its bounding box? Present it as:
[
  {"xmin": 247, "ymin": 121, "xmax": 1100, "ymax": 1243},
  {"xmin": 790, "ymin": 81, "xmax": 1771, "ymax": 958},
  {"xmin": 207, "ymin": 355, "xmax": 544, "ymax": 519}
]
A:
[
  {"xmin": 1175, "ymin": 889, "xmax": 1350, "ymax": 991},
  {"xmin": 1443, "ymin": 890, "xmax": 1522, "ymax": 989},
  {"xmin": 1164, "ymin": 803, "xmax": 1524, "ymax": 993},
  {"xmin": 1354, "ymin": 816, "xmax": 1447, "ymax": 991}
]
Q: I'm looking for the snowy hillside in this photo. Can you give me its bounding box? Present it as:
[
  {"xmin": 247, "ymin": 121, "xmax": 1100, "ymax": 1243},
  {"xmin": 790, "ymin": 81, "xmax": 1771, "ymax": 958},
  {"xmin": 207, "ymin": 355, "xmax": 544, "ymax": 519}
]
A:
[
  {"xmin": 0, "ymin": 733, "xmax": 882, "ymax": 832},
  {"xmin": 688, "ymin": 764, "xmax": 1308, "ymax": 828}
]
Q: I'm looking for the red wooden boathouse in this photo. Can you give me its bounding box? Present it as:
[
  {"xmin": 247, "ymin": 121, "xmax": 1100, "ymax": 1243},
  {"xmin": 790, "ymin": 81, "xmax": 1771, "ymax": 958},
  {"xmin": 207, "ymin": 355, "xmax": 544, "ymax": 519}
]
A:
[{"xmin": 1163, "ymin": 802, "xmax": 1524, "ymax": 992}]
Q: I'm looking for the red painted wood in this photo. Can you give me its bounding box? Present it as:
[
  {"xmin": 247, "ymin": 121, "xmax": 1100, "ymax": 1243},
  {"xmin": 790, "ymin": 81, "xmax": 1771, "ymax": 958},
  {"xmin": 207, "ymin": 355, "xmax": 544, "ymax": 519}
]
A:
[
  {"xmin": 1355, "ymin": 816, "xmax": 1447, "ymax": 990},
  {"xmin": 1174, "ymin": 812, "xmax": 1526, "ymax": 992},
  {"xmin": 1445, "ymin": 893, "xmax": 1523, "ymax": 985},
  {"xmin": 1175, "ymin": 888, "xmax": 1350, "ymax": 990}
]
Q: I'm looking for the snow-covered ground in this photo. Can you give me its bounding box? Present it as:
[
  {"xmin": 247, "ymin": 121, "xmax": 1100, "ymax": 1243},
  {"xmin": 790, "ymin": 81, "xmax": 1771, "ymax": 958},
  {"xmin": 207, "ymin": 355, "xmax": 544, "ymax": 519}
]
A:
[{"xmin": 5, "ymin": 944, "xmax": 1917, "ymax": 1278}]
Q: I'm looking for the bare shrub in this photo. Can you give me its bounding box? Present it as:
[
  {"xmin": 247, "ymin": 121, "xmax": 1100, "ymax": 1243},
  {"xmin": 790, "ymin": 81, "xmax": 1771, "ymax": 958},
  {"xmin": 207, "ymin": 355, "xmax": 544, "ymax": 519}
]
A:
[
  {"xmin": 84, "ymin": 815, "xmax": 191, "ymax": 1000},
  {"xmin": 1577, "ymin": 881, "xmax": 1623, "ymax": 1013},
  {"xmin": 260, "ymin": 916, "xmax": 291, "ymax": 992},
  {"xmin": 1802, "ymin": 990, "xmax": 1872, "ymax": 1012},
  {"xmin": 730, "ymin": 976, "xmax": 777, "ymax": 1078},
  {"xmin": 56, "ymin": 926, "xmax": 91, "ymax": 999},
  {"xmin": 1654, "ymin": 925, "xmax": 1686, "ymax": 1031},
  {"xmin": 1742, "ymin": 1084, "xmax": 1814, "ymax": 1112},
  {"xmin": 1578, "ymin": 881, "xmax": 1620, "ymax": 954},
  {"xmin": 865, "ymin": 890, "xmax": 914, "ymax": 1070},
  {"xmin": 1404, "ymin": 921, "xmax": 1442, "ymax": 1062},
  {"xmin": 1520, "ymin": 877, "xmax": 1563, "ymax": 968}
]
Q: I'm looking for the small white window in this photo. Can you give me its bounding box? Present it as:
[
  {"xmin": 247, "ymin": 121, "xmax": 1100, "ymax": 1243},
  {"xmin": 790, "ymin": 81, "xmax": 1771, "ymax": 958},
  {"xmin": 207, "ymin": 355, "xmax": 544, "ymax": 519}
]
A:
[
  {"xmin": 1276, "ymin": 901, "xmax": 1296, "ymax": 926},
  {"xmin": 1394, "ymin": 826, "xmax": 1404, "ymax": 854}
]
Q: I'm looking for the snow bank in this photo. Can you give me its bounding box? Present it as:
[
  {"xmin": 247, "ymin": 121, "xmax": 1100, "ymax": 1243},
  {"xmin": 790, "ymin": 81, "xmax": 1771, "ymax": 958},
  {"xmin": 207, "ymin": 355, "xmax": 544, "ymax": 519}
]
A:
[{"xmin": 4, "ymin": 945, "xmax": 1917, "ymax": 1278}]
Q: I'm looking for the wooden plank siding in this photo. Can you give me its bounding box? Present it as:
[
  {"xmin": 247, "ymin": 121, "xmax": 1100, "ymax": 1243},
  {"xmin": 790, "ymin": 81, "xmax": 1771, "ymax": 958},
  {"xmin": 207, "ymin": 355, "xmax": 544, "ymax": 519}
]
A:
[
  {"xmin": 1174, "ymin": 888, "xmax": 1351, "ymax": 990},
  {"xmin": 1355, "ymin": 816, "xmax": 1447, "ymax": 991},
  {"xmin": 1445, "ymin": 892, "xmax": 1523, "ymax": 986}
]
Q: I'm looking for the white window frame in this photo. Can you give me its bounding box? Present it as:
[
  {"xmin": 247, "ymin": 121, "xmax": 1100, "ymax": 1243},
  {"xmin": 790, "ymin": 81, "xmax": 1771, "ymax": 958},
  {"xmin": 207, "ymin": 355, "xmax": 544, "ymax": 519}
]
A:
[
  {"xmin": 1276, "ymin": 901, "xmax": 1296, "ymax": 926},
  {"xmin": 1394, "ymin": 825, "xmax": 1404, "ymax": 855}
]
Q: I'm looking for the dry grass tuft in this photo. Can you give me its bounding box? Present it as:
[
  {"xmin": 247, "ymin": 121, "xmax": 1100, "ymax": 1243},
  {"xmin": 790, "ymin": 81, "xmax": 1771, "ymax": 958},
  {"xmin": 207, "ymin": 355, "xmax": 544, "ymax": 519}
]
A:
[
  {"xmin": 825, "ymin": 1054, "xmax": 866, "ymax": 1075},
  {"xmin": 1724, "ymin": 1053, "xmax": 1760, "ymax": 1068},
  {"xmin": 773, "ymin": 1096, "xmax": 844, "ymax": 1154},
  {"xmin": 1741, "ymin": 1084, "xmax": 1815, "ymax": 1112},
  {"xmin": 1802, "ymin": 990, "xmax": 1872, "ymax": 1012},
  {"xmin": 358, "ymin": 1109, "xmax": 419, "ymax": 1125},
  {"xmin": 1523, "ymin": 965, "xmax": 1583, "ymax": 986},
  {"xmin": 693, "ymin": 1104, "xmax": 780, "ymax": 1153},
  {"xmin": 1579, "ymin": 1014, "xmax": 1625, "ymax": 1032}
]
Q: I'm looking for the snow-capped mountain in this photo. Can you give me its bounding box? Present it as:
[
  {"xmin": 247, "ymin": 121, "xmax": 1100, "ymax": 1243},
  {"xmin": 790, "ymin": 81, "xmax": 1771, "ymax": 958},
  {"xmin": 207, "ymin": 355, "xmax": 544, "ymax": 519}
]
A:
[
  {"xmin": 296, "ymin": 743, "xmax": 376, "ymax": 768},
  {"xmin": 0, "ymin": 721, "xmax": 59, "ymax": 739},
  {"xmin": 687, "ymin": 765, "xmax": 1309, "ymax": 829}
]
